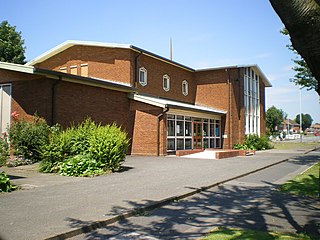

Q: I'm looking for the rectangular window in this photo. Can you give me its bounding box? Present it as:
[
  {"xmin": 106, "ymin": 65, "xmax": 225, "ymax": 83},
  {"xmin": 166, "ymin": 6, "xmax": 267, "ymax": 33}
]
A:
[
  {"xmin": 176, "ymin": 120, "xmax": 184, "ymax": 136},
  {"xmin": 185, "ymin": 121, "xmax": 192, "ymax": 136},
  {"xmin": 167, "ymin": 139, "xmax": 175, "ymax": 151},
  {"xmin": 59, "ymin": 67, "xmax": 67, "ymax": 73},
  {"xmin": 80, "ymin": 64, "xmax": 88, "ymax": 77},
  {"xmin": 139, "ymin": 67, "xmax": 147, "ymax": 86},
  {"xmin": 167, "ymin": 120, "xmax": 175, "ymax": 136},
  {"xmin": 70, "ymin": 65, "xmax": 77, "ymax": 75},
  {"xmin": 177, "ymin": 139, "xmax": 184, "ymax": 150}
]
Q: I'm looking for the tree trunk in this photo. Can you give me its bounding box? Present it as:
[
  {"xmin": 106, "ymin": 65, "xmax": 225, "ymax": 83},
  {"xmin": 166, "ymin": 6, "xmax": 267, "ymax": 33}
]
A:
[{"xmin": 269, "ymin": 0, "xmax": 320, "ymax": 95}]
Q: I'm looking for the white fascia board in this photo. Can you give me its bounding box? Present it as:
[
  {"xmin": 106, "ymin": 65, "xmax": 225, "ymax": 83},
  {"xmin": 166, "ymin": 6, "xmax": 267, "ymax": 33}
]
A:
[
  {"xmin": 129, "ymin": 94, "xmax": 166, "ymax": 108},
  {"xmin": 26, "ymin": 40, "xmax": 131, "ymax": 66},
  {"xmin": 0, "ymin": 61, "xmax": 34, "ymax": 74},
  {"xmin": 130, "ymin": 94, "xmax": 226, "ymax": 115}
]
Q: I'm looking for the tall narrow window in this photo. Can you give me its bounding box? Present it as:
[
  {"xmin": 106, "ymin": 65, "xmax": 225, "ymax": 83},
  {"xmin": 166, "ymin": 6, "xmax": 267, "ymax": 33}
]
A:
[
  {"xmin": 80, "ymin": 63, "xmax": 88, "ymax": 77},
  {"xmin": 163, "ymin": 74, "xmax": 170, "ymax": 91},
  {"xmin": 139, "ymin": 67, "xmax": 147, "ymax": 86},
  {"xmin": 182, "ymin": 80, "xmax": 188, "ymax": 96}
]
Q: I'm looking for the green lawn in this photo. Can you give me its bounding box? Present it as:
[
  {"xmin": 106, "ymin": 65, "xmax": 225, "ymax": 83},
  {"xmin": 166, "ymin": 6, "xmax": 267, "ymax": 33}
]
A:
[
  {"xmin": 279, "ymin": 162, "xmax": 320, "ymax": 197},
  {"xmin": 202, "ymin": 227, "xmax": 314, "ymax": 240},
  {"xmin": 273, "ymin": 141, "xmax": 320, "ymax": 150}
]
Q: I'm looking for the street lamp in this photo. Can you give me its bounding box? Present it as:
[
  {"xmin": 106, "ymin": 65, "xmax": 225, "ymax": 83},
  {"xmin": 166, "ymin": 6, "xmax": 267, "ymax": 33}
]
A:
[{"xmin": 299, "ymin": 88, "xmax": 302, "ymax": 142}]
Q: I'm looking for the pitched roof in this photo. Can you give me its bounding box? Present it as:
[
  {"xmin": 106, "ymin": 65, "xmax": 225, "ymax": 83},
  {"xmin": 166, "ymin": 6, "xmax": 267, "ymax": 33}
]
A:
[
  {"xmin": 25, "ymin": 40, "xmax": 272, "ymax": 86},
  {"xmin": 26, "ymin": 40, "xmax": 194, "ymax": 71}
]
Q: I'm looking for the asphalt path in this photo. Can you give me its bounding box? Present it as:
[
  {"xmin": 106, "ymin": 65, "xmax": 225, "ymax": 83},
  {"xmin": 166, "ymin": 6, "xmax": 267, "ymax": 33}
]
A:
[{"xmin": 70, "ymin": 149, "xmax": 320, "ymax": 240}]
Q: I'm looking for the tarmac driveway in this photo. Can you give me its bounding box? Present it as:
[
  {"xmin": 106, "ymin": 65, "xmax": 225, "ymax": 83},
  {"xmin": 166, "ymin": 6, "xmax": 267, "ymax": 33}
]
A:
[{"xmin": 0, "ymin": 148, "xmax": 317, "ymax": 240}]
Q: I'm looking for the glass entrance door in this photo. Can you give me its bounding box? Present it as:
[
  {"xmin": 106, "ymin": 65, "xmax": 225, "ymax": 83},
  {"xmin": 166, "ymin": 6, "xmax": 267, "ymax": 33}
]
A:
[{"xmin": 193, "ymin": 122, "xmax": 202, "ymax": 149}]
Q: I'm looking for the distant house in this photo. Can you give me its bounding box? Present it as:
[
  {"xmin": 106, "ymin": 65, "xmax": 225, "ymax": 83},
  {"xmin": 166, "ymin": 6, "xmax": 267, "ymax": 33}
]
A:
[
  {"xmin": 279, "ymin": 119, "xmax": 300, "ymax": 134},
  {"xmin": 0, "ymin": 40, "xmax": 272, "ymax": 155}
]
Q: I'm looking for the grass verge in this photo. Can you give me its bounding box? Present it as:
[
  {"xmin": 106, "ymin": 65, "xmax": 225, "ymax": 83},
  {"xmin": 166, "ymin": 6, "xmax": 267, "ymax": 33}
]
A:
[
  {"xmin": 202, "ymin": 227, "xmax": 314, "ymax": 240},
  {"xmin": 279, "ymin": 162, "xmax": 320, "ymax": 197},
  {"xmin": 272, "ymin": 141, "xmax": 320, "ymax": 150}
]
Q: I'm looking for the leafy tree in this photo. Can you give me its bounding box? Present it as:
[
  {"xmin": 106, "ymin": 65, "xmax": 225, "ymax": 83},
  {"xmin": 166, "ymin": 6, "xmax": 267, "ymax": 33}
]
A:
[
  {"xmin": 0, "ymin": 20, "xmax": 26, "ymax": 64},
  {"xmin": 295, "ymin": 113, "xmax": 313, "ymax": 131},
  {"xmin": 266, "ymin": 106, "xmax": 285, "ymax": 134},
  {"xmin": 269, "ymin": 0, "xmax": 320, "ymax": 96},
  {"xmin": 281, "ymin": 28, "xmax": 318, "ymax": 92}
]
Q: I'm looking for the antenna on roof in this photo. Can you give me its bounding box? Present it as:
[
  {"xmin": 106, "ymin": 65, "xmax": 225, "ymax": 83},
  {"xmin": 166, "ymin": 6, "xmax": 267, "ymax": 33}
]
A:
[{"xmin": 170, "ymin": 38, "xmax": 173, "ymax": 61}]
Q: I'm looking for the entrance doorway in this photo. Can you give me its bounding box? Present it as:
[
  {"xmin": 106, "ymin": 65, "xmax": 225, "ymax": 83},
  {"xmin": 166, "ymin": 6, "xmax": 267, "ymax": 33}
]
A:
[{"xmin": 193, "ymin": 122, "xmax": 202, "ymax": 149}]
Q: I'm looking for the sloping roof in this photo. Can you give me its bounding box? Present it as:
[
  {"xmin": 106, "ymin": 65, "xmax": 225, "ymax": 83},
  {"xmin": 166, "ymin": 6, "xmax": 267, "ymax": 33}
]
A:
[
  {"xmin": 0, "ymin": 61, "xmax": 34, "ymax": 74},
  {"xmin": 0, "ymin": 61, "xmax": 136, "ymax": 93},
  {"xmin": 196, "ymin": 64, "xmax": 272, "ymax": 87},
  {"xmin": 26, "ymin": 40, "xmax": 194, "ymax": 71},
  {"xmin": 283, "ymin": 119, "xmax": 299, "ymax": 126},
  {"xmin": 130, "ymin": 93, "xmax": 226, "ymax": 115}
]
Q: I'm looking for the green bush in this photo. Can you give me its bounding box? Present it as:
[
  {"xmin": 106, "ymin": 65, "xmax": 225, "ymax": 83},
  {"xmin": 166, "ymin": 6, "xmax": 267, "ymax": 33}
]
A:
[
  {"xmin": 40, "ymin": 119, "xmax": 129, "ymax": 176},
  {"xmin": 0, "ymin": 172, "xmax": 16, "ymax": 192},
  {"xmin": 9, "ymin": 116, "xmax": 50, "ymax": 162},
  {"xmin": 0, "ymin": 134, "xmax": 9, "ymax": 166},
  {"xmin": 59, "ymin": 154, "xmax": 105, "ymax": 177},
  {"xmin": 233, "ymin": 134, "xmax": 273, "ymax": 151}
]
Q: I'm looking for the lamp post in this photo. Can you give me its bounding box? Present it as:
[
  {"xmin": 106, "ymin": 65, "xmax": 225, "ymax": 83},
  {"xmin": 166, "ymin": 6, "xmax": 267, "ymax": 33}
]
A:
[{"xmin": 299, "ymin": 88, "xmax": 302, "ymax": 142}]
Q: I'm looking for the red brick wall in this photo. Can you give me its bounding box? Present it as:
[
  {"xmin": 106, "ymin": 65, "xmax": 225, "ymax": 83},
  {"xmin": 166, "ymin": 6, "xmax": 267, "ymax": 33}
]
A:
[
  {"xmin": 195, "ymin": 68, "xmax": 245, "ymax": 149},
  {"xmin": 132, "ymin": 52, "xmax": 196, "ymax": 104},
  {"xmin": 130, "ymin": 100, "xmax": 164, "ymax": 155},
  {"xmin": 54, "ymin": 81, "xmax": 131, "ymax": 131},
  {"xmin": 35, "ymin": 46, "xmax": 132, "ymax": 85}
]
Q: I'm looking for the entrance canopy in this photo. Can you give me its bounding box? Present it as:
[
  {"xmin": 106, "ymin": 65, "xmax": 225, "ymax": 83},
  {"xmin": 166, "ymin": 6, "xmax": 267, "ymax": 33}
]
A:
[{"xmin": 129, "ymin": 93, "xmax": 226, "ymax": 116}]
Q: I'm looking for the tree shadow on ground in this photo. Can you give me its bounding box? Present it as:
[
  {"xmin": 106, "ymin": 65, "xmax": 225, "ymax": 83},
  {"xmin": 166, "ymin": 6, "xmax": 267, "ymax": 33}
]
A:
[{"xmin": 65, "ymin": 181, "xmax": 320, "ymax": 239}]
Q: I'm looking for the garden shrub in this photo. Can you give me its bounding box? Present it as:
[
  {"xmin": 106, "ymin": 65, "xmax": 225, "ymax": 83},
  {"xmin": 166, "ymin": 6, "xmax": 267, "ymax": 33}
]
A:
[
  {"xmin": 0, "ymin": 172, "xmax": 16, "ymax": 192},
  {"xmin": 0, "ymin": 134, "xmax": 9, "ymax": 166},
  {"xmin": 40, "ymin": 119, "xmax": 129, "ymax": 176},
  {"xmin": 9, "ymin": 116, "xmax": 50, "ymax": 162},
  {"xmin": 233, "ymin": 134, "xmax": 273, "ymax": 151}
]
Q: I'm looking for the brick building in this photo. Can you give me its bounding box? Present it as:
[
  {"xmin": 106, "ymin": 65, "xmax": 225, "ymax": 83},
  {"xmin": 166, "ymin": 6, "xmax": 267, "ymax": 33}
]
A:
[{"xmin": 0, "ymin": 40, "xmax": 271, "ymax": 155}]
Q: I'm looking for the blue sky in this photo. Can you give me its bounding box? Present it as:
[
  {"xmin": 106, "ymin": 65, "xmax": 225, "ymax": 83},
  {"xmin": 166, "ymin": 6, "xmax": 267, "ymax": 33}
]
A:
[{"xmin": 2, "ymin": 0, "xmax": 319, "ymax": 122}]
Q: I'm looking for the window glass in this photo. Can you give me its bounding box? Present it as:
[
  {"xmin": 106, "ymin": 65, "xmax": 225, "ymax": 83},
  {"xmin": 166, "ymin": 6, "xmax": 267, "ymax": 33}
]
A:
[
  {"xmin": 203, "ymin": 123, "xmax": 209, "ymax": 137},
  {"xmin": 163, "ymin": 74, "xmax": 170, "ymax": 91},
  {"xmin": 215, "ymin": 124, "xmax": 220, "ymax": 137},
  {"xmin": 210, "ymin": 123, "xmax": 214, "ymax": 137},
  {"xmin": 167, "ymin": 139, "xmax": 175, "ymax": 151},
  {"xmin": 204, "ymin": 139, "xmax": 209, "ymax": 149},
  {"xmin": 182, "ymin": 80, "xmax": 188, "ymax": 96},
  {"xmin": 185, "ymin": 139, "xmax": 192, "ymax": 149},
  {"xmin": 185, "ymin": 122, "xmax": 192, "ymax": 136},
  {"xmin": 139, "ymin": 67, "xmax": 147, "ymax": 86},
  {"xmin": 177, "ymin": 139, "xmax": 184, "ymax": 150},
  {"xmin": 167, "ymin": 120, "xmax": 175, "ymax": 136},
  {"xmin": 176, "ymin": 121, "xmax": 184, "ymax": 136},
  {"xmin": 210, "ymin": 139, "xmax": 215, "ymax": 148}
]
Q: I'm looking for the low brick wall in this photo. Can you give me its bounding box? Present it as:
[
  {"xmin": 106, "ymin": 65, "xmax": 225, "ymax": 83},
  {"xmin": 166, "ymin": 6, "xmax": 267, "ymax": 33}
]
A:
[
  {"xmin": 176, "ymin": 149, "xmax": 203, "ymax": 156},
  {"xmin": 215, "ymin": 149, "xmax": 255, "ymax": 159}
]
